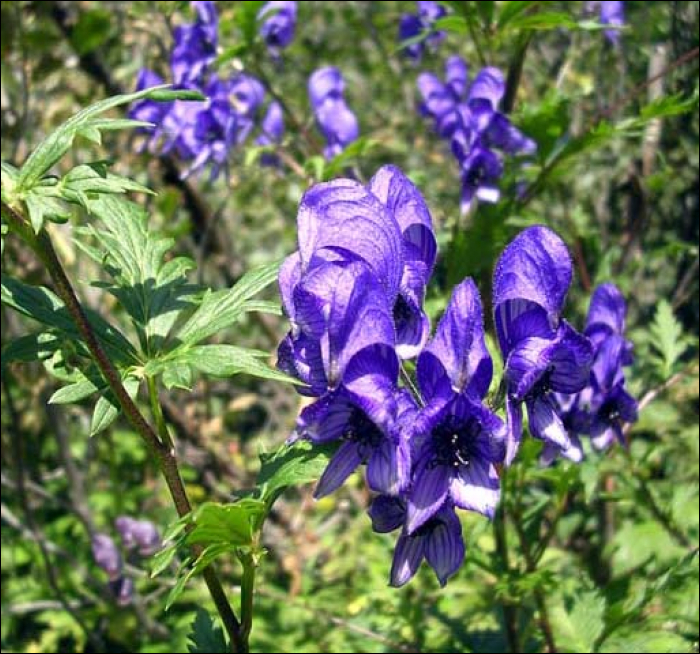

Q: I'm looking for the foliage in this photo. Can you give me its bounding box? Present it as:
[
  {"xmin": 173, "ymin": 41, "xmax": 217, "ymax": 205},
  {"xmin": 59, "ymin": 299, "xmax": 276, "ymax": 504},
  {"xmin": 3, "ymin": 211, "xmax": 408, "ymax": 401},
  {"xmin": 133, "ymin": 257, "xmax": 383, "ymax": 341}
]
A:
[{"xmin": 1, "ymin": 2, "xmax": 698, "ymax": 653}]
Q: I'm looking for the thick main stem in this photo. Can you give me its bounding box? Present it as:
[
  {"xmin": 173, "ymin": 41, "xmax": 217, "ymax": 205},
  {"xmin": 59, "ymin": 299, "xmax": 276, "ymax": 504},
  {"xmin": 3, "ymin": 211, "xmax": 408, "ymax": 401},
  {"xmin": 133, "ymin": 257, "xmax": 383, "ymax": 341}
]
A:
[
  {"xmin": 239, "ymin": 553, "xmax": 257, "ymax": 653},
  {"xmin": 2, "ymin": 200, "xmax": 244, "ymax": 653}
]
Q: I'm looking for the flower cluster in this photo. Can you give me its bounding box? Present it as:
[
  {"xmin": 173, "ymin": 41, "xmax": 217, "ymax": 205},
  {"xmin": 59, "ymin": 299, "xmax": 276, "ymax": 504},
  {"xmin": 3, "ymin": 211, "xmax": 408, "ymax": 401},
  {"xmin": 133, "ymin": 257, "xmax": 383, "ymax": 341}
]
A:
[
  {"xmin": 417, "ymin": 57, "xmax": 536, "ymax": 212},
  {"xmin": 129, "ymin": 1, "xmax": 284, "ymax": 178},
  {"xmin": 542, "ymin": 283, "xmax": 638, "ymax": 463},
  {"xmin": 258, "ymin": 1, "xmax": 298, "ymax": 55},
  {"xmin": 308, "ymin": 67, "xmax": 359, "ymax": 160},
  {"xmin": 90, "ymin": 516, "xmax": 161, "ymax": 606},
  {"xmin": 277, "ymin": 166, "xmax": 638, "ymax": 586},
  {"xmin": 398, "ymin": 1, "xmax": 447, "ymax": 62}
]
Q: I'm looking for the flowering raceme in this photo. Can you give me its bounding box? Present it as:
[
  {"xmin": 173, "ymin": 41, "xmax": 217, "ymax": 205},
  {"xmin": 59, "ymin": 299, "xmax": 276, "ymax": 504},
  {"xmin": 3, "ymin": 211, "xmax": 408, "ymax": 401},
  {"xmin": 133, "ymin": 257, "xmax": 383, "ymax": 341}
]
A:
[
  {"xmin": 277, "ymin": 163, "xmax": 633, "ymax": 586},
  {"xmin": 308, "ymin": 67, "xmax": 359, "ymax": 160},
  {"xmin": 417, "ymin": 56, "xmax": 536, "ymax": 212},
  {"xmin": 128, "ymin": 1, "xmax": 283, "ymax": 178},
  {"xmin": 542, "ymin": 283, "xmax": 638, "ymax": 463}
]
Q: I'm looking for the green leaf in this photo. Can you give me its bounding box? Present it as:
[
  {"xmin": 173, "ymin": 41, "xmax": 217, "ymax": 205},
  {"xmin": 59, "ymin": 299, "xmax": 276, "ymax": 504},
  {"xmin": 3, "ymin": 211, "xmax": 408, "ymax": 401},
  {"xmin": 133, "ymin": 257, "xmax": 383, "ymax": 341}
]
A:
[
  {"xmin": 162, "ymin": 361, "xmax": 194, "ymax": 391},
  {"xmin": 649, "ymin": 300, "xmax": 686, "ymax": 378},
  {"xmin": 551, "ymin": 590, "xmax": 607, "ymax": 653},
  {"xmin": 185, "ymin": 500, "xmax": 266, "ymax": 547},
  {"xmin": 496, "ymin": 1, "xmax": 538, "ymax": 30},
  {"xmin": 600, "ymin": 631, "xmax": 695, "ymax": 653},
  {"xmin": 234, "ymin": 0, "xmax": 267, "ymax": 45},
  {"xmin": 176, "ymin": 260, "xmax": 281, "ymax": 346},
  {"xmin": 25, "ymin": 193, "xmax": 70, "ymax": 232},
  {"xmin": 174, "ymin": 344, "xmax": 298, "ymax": 384},
  {"xmin": 257, "ymin": 440, "xmax": 337, "ymax": 505},
  {"xmin": 1, "ymin": 276, "xmax": 137, "ymax": 364},
  {"xmin": 49, "ymin": 379, "xmax": 100, "ymax": 405},
  {"xmin": 187, "ymin": 608, "xmax": 227, "ymax": 654},
  {"xmin": 16, "ymin": 86, "xmax": 203, "ymax": 193},
  {"xmin": 90, "ymin": 377, "xmax": 140, "ymax": 436},
  {"xmin": 150, "ymin": 543, "xmax": 179, "ymax": 578},
  {"xmin": 82, "ymin": 194, "xmax": 197, "ymax": 352},
  {"xmin": 502, "ymin": 11, "xmax": 577, "ymax": 31},
  {"xmin": 323, "ymin": 138, "xmax": 381, "ymax": 179},
  {"xmin": 1, "ymin": 331, "xmax": 63, "ymax": 367},
  {"xmin": 432, "ymin": 15, "xmax": 469, "ymax": 34}
]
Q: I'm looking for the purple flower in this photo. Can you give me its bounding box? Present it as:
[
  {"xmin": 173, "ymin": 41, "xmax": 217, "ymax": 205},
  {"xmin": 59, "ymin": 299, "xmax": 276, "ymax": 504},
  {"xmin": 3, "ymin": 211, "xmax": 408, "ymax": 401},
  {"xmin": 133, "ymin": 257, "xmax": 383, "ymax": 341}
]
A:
[
  {"xmin": 109, "ymin": 576, "xmax": 135, "ymax": 606},
  {"xmin": 398, "ymin": 1, "xmax": 447, "ymax": 62},
  {"xmin": 255, "ymin": 101, "xmax": 285, "ymax": 166},
  {"xmin": 368, "ymin": 165, "xmax": 437, "ymax": 358},
  {"xmin": 585, "ymin": 283, "xmax": 634, "ymax": 364},
  {"xmin": 258, "ymin": 1, "xmax": 297, "ymax": 53},
  {"xmin": 288, "ymin": 262, "xmax": 410, "ymax": 498},
  {"xmin": 417, "ymin": 59, "xmax": 536, "ymax": 213},
  {"xmin": 493, "ymin": 226, "xmax": 593, "ymax": 464},
  {"xmin": 171, "ymin": 1, "xmax": 218, "ymax": 86},
  {"xmin": 369, "ymin": 495, "xmax": 464, "ymax": 587},
  {"xmin": 308, "ymin": 67, "xmax": 358, "ymax": 160},
  {"xmin": 406, "ymin": 280, "xmax": 505, "ymax": 531},
  {"xmin": 115, "ymin": 516, "xmax": 161, "ymax": 556},
  {"xmin": 91, "ymin": 533, "xmax": 122, "ymax": 580}
]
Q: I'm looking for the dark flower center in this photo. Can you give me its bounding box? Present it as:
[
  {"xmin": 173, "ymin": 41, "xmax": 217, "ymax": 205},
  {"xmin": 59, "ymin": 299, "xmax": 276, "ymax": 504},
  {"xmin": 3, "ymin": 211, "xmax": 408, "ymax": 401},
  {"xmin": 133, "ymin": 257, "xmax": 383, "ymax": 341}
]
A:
[
  {"xmin": 527, "ymin": 365, "xmax": 555, "ymax": 400},
  {"xmin": 599, "ymin": 398, "xmax": 621, "ymax": 424},
  {"xmin": 342, "ymin": 407, "xmax": 383, "ymax": 459},
  {"xmin": 393, "ymin": 294, "xmax": 413, "ymax": 327},
  {"xmin": 430, "ymin": 415, "xmax": 482, "ymax": 468},
  {"xmin": 464, "ymin": 163, "xmax": 486, "ymax": 189}
]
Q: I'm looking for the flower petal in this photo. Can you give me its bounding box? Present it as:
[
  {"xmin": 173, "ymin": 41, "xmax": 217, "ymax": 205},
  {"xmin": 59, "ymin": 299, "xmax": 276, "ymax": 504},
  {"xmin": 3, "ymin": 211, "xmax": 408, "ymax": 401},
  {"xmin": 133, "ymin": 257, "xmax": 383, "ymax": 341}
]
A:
[
  {"xmin": 390, "ymin": 532, "xmax": 425, "ymax": 587},
  {"xmin": 449, "ymin": 459, "xmax": 500, "ymax": 518},
  {"xmin": 527, "ymin": 396, "xmax": 571, "ymax": 450},
  {"xmin": 467, "ymin": 67, "xmax": 505, "ymax": 109},
  {"xmin": 493, "ymin": 225, "xmax": 573, "ymax": 355},
  {"xmin": 417, "ymin": 278, "xmax": 492, "ymax": 401},
  {"xmin": 406, "ymin": 458, "xmax": 449, "ymax": 533},
  {"xmin": 424, "ymin": 507, "xmax": 465, "ymax": 586},
  {"xmin": 314, "ymin": 441, "xmax": 363, "ymax": 498},
  {"xmin": 505, "ymin": 396, "xmax": 523, "ymax": 466},
  {"xmin": 368, "ymin": 495, "xmax": 406, "ymax": 533},
  {"xmin": 367, "ymin": 436, "xmax": 410, "ymax": 496}
]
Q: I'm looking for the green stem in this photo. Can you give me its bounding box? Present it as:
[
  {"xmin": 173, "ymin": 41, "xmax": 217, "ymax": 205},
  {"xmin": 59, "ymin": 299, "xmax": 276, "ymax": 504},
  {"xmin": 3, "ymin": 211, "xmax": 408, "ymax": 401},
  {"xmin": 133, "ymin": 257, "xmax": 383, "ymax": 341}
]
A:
[
  {"xmin": 2, "ymin": 199, "xmax": 244, "ymax": 654},
  {"xmin": 147, "ymin": 375, "xmax": 174, "ymax": 450},
  {"xmin": 239, "ymin": 552, "xmax": 258, "ymax": 653},
  {"xmin": 493, "ymin": 472, "xmax": 521, "ymax": 654},
  {"xmin": 511, "ymin": 467, "xmax": 558, "ymax": 654}
]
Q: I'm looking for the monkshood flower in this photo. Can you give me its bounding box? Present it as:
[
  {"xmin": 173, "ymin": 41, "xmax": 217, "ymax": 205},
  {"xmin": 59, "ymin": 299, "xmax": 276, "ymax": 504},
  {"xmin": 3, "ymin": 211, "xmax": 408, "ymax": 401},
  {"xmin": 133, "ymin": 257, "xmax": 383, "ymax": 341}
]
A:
[
  {"xmin": 398, "ymin": 1, "xmax": 448, "ymax": 62},
  {"xmin": 417, "ymin": 59, "xmax": 536, "ymax": 212},
  {"xmin": 109, "ymin": 576, "xmax": 135, "ymax": 607},
  {"xmin": 369, "ymin": 495, "xmax": 464, "ymax": 587},
  {"xmin": 91, "ymin": 533, "xmax": 122, "ymax": 580},
  {"xmin": 278, "ymin": 167, "xmax": 436, "ymax": 361},
  {"xmin": 493, "ymin": 226, "xmax": 593, "ymax": 465},
  {"xmin": 586, "ymin": 1, "xmax": 625, "ymax": 45},
  {"xmin": 308, "ymin": 67, "xmax": 359, "ymax": 160},
  {"xmin": 584, "ymin": 335, "xmax": 638, "ymax": 450},
  {"xmin": 287, "ymin": 261, "xmax": 410, "ymax": 498},
  {"xmin": 585, "ymin": 283, "xmax": 634, "ymax": 365},
  {"xmin": 407, "ymin": 279, "xmax": 506, "ymax": 531},
  {"xmin": 258, "ymin": 1, "xmax": 298, "ymax": 54},
  {"xmin": 115, "ymin": 516, "xmax": 161, "ymax": 556},
  {"xmin": 171, "ymin": 1, "xmax": 218, "ymax": 86},
  {"xmin": 368, "ymin": 165, "xmax": 437, "ymax": 358}
]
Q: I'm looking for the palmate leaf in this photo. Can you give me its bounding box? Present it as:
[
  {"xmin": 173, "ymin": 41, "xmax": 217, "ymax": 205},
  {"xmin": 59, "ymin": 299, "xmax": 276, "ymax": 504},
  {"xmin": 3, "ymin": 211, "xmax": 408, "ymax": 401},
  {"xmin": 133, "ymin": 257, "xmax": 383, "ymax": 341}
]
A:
[
  {"xmin": 187, "ymin": 609, "xmax": 227, "ymax": 654},
  {"xmin": 78, "ymin": 194, "xmax": 198, "ymax": 354}
]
